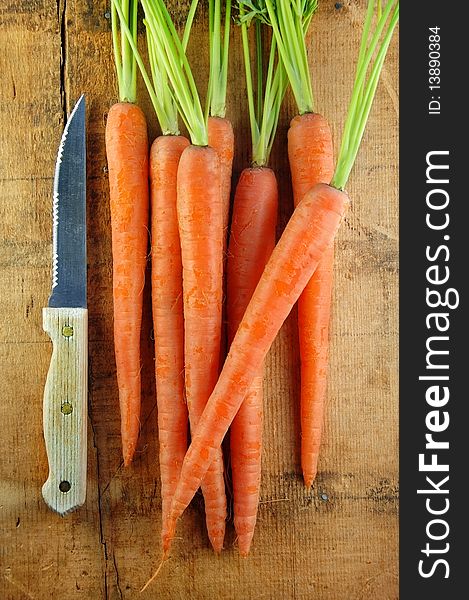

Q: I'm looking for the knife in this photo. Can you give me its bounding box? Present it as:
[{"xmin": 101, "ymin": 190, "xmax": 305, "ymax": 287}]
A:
[{"xmin": 42, "ymin": 94, "xmax": 88, "ymax": 515}]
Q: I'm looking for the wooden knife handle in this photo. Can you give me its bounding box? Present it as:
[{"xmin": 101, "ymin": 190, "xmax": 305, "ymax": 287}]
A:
[{"xmin": 42, "ymin": 307, "xmax": 88, "ymax": 515}]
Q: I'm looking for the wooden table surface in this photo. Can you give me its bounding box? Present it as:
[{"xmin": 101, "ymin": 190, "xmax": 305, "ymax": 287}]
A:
[{"xmin": 0, "ymin": 1, "xmax": 398, "ymax": 598}]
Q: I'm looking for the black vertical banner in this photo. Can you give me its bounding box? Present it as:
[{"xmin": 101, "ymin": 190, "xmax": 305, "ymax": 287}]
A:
[{"xmin": 400, "ymin": 4, "xmax": 467, "ymax": 598}]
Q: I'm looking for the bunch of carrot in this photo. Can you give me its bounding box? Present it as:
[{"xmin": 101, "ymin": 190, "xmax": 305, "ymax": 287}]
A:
[{"xmin": 104, "ymin": 0, "xmax": 399, "ymax": 568}]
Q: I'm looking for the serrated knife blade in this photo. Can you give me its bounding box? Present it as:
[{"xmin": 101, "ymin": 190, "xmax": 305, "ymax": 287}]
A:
[
  {"xmin": 42, "ymin": 95, "xmax": 88, "ymax": 515},
  {"xmin": 49, "ymin": 93, "xmax": 87, "ymax": 308}
]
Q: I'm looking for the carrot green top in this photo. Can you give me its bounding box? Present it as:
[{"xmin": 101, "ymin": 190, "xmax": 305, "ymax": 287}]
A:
[
  {"xmin": 207, "ymin": 1, "xmax": 232, "ymax": 119},
  {"xmin": 143, "ymin": 18, "xmax": 179, "ymax": 135},
  {"xmin": 263, "ymin": 0, "xmax": 319, "ymax": 115},
  {"xmin": 112, "ymin": 0, "xmax": 201, "ymax": 136},
  {"xmin": 331, "ymin": 0, "xmax": 399, "ymax": 190},
  {"xmin": 139, "ymin": 0, "xmax": 208, "ymax": 146},
  {"xmin": 111, "ymin": 0, "xmax": 138, "ymax": 103},
  {"xmin": 238, "ymin": 3, "xmax": 288, "ymax": 167}
]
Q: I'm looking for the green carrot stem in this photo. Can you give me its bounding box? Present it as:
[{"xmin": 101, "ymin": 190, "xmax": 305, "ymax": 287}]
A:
[
  {"xmin": 339, "ymin": 0, "xmax": 394, "ymax": 159},
  {"xmin": 111, "ymin": 0, "xmax": 179, "ymax": 134},
  {"xmin": 145, "ymin": 18, "xmax": 179, "ymax": 134},
  {"xmin": 331, "ymin": 0, "xmax": 399, "ymax": 191},
  {"xmin": 111, "ymin": 2, "xmax": 123, "ymax": 91},
  {"xmin": 344, "ymin": 5, "xmax": 399, "ymax": 179},
  {"xmin": 208, "ymin": 0, "xmax": 232, "ymax": 118},
  {"xmin": 240, "ymin": 9, "xmax": 258, "ymax": 147},
  {"xmin": 111, "ymin": 0, "xmax": 138, "ymax": 103},
  {"xmin": 255, "ymin": 20, "xmax": 263, "ymax": 125},
  {"xmin": 239, "ymin": 3, "xmax": 288, "ymax": 167},
  {"xmin": 182, "ymin": 0, "xmax": 200, "ymax": 51},
  {"xmin": 264, "ymin": 0, "xmax": 317, "ymax": 115},
  {"xmin": 221, "ymin": 0, "xmax": 232, "ymax": 108},
  {"xmin": 141, "ymin": 0, "xmax": 207, "ymax": 146}
]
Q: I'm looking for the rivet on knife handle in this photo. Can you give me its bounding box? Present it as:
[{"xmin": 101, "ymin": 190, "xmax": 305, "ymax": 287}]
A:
[{"xmin": 42, "ymin": 307, "xmax": 88, "ymax": 515}]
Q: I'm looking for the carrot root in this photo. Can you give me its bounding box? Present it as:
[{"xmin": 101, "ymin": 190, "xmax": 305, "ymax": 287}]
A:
[
  {"xmin": 139, "ymin": 549, "xmax": 169, "ymax": 594},
  {"xmin": 227, "ymin": 167, "xmax": 278, "ymax": 556},
  {"xmin": 150, "ymin": 134, "xmax": 190, "ymax": 541},
  {"xmin": 208, "ymin": 116, "xmax": 234, "ymax": 246},
  {"xmin": 105, "ymin": 102, "xmax": 150, "ymax": 466},
  {"xmin": 177, "ymin": 144, "xmax": 227, "ymax": 552},
  {"xmin": 288, "ymin": 112, "xmax": 335, "ymax": 486},
  {"xmin": 299, "ymin": 244, "xmax": 335, "ymax": 487}
]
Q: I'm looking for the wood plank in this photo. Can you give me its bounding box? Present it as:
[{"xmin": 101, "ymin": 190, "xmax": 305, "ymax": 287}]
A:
[
  {"xmin": 0, "ymin": 4, "xmax": 105, "ymax": 599},
  {"xmin": 0, "ymin": 1, "xmax": 398, "ymax": 598}
]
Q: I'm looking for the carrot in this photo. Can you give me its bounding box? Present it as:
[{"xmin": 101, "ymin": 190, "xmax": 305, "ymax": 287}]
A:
[
  {"xmin": 227, "ymin": 168, "xmax": 278, "ymax": 556},
  {"xmin": 106, "ymin": 0, "xmax": 148, "ymax": 466},
  {"xmin": 225, "ymin": 8, "xmax": 286, "ymax": 556},
  {"xmin": 165, "ymin": 183, "xmax": 349, "ymax": 547},
  {"xmin": 208, "ymin": 116, "xmax": 234, "ymax": 245},
  {"xmin": 142, "ymin": 0, "xmax": 227, "ymax": 553},
  {"xmin": 150, "ymin": 135, "xmax": 189, "ymax": 541},
  {"xmin": 288, "ymin": 113, "xmax": 334, "ymax": 194},
  {"xmin": 264, "ymin": 0, "xmax": 337, "ymax": 486},
  {"xmin": 143, "ymin": 21, "xmax": 192, "ymax": 543},
  {"xmin": 206, "ymin": 0, "xmax": 234, "ymax": 246},
  {"xmin": 117, "ymin": 0, "xmax": 204, "ymax": 544},
  {"xmin": 177, "ymin": 144, "xmax": 226, "ymax": 551},
  {"xmin": 207, "ymin": 117, "xmax": 233, "ymax": 367},
  {"xmin": 114, "ymin": 0, "xmax": 189, "ymax": 543},
  {"xmin": 267, "ymin": 0, "xmax": 399, "ymax": 484},
  {"xmin": 206, "ymin": 2, "xmax": 234, "ymax": 368},
  {"xmin": 167, "ymin": 0, "xmax": 399, "ymax": 547},
  {"xmin": 288, "ymin": 114, "xmax": 335, "ymax": 486}
]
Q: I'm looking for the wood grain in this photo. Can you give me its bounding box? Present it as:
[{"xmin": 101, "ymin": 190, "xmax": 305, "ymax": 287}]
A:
[{"xmin": 0, "ymin": 1, "xmax": 398, "ymax": 598}]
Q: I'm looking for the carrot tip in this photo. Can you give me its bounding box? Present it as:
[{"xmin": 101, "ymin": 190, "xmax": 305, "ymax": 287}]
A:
[
  {"xmin": 123, "ymin": 443, "xmax": 138, "ymax": 467},
  {"xmin": 211, "ymin": 542, "xmax": 224, "ymax": 555},
  {"xmin": 303, "ymin": 473, "xmax": 316, "ymax": 488},
  {"xmin": 140, "ymin": 550, "xmax": 169, "ymax": 594},
  {"xmin": 208, "ymin": 529, "xmax": 225, "ymax": 554},
  {"xmin": 162, "ymin": 537, "xmax": 172, "ymax": 555},
  {"xmin": 123, "ymin": 452, "xmax": 134, "ymax": 467},
  {"xmin": 235, "ymin": 532, "xmax": 253, "ymax": 558}
]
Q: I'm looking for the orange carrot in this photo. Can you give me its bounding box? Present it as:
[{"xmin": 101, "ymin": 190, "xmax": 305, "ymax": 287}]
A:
[
  {"xmin": 122, "ymin": 0, "xmax": 209, "ymax": 548},
  {"xmin": 176, "ymin": 144, "xmax": 226, "ymax": 552},
  {"xmin": 208, "ymin": 116, "xmax": 234, "ymax": 248},
  {"xmin": 139, "ymin": 0, "xmax": 228, "ymax": 552},
  {"xmin": 106, "ymin": 101, "xmax": 149, "ymax": 467},
  {"xmin": 207, "ymin": 0, "xmax": 233, "ymax": 245},
  {"xmin": 208, "ymin": 116, "xmax": 234, "ymax": 369},
  {"xmin": 107, "ymin": 0, "xmax": 149, "ymax": 466},
  {"xmin": 227, "ymin": 167, "xmax": 278, "ymax": 556},
  {"xmin": 225, "ymin": 8, "xmax": 286, "ymax": 555},
  {"xmin": 288, "ymin": 113, "xmax": 334, "ymax": 193},
  {"xmin": 150, "ymin": 135, "xmax": 189, "ymax": 542},
  {"xmin": 165, "ymin": 183, "xmax": 349, "ymax": 549},
  {"xmin": 288, "ymin": 112, "xmax": 335, "ymax": 486},
  {"xmin": 207, "ymin": 3, "xmax": 234, "ymax": 367},
  {"xmin": 266, "ymin": 0, "xmax": 399, "ymax": 486},
  {"xmin": 263, "ymin": 0, "xmax": 336, "ymax": 486}
]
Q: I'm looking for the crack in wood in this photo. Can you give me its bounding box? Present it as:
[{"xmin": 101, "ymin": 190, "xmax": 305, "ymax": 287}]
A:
[
  {"xmin": 88, "ymin": 379, "xmax": 110, "ymax": 599},
  {"xmin": 112, "ymin": 552, "xmax": 124, "ymax": 600}
]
